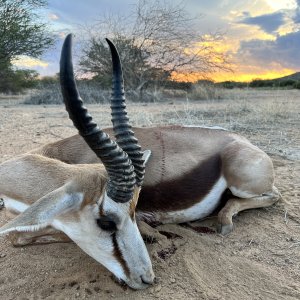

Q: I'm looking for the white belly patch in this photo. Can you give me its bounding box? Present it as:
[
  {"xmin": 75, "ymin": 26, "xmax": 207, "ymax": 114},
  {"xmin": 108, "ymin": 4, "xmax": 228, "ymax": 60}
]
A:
[{"xmin": 154, "ymin": 176, "xmax": 227, "ymax": 223}]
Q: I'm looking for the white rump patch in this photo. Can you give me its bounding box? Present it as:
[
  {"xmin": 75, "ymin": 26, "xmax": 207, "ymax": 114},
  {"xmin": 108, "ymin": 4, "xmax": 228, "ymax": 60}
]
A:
[{"xmin": 156, "ymin": 176, "xmax": 227, "ymax": 224}]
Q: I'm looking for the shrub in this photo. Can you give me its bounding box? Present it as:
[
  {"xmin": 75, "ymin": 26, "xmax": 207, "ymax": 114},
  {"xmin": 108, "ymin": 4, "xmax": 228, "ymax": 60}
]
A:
[
  {"xmin": 0, "ymin": 66, "xmax": 39, "ymax": 94},
  {"xmin": 24, "ymin": 82, "xmax": 111, "ymax": 105},
  {"xmin": 187, "ymin": 83, "xmax": 223, "ymax": 100}
]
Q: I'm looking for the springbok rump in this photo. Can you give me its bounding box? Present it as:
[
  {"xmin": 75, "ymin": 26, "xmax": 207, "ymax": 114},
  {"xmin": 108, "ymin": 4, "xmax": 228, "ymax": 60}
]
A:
[{"xmin": 0, "ymin": 34, "xmax": 280, "ymax": 289}]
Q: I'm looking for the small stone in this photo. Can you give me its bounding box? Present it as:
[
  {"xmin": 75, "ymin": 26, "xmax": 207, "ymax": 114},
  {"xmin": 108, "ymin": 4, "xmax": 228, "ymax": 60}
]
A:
[
  {"xmin": 170, "ymin": 278, "xmax": 176, "ymax": 283},
  {"xmin": 0, "ymin": 254, "xmax": 6, "ymax": 258},
  {"xmin": 75, "ymin": 293, "xmax": 80, "ymax": 298},
  {"xmin": 154, "ymin": 284, "xmax": 162, "ymax": 292},
  {"xmin": 85, "ymin": 288, "xmax": 92, "ymax": 295}
]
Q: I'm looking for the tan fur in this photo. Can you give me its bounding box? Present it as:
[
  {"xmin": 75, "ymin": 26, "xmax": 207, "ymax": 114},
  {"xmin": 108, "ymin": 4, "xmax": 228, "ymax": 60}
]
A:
[
  {"xmin": 129, "ymin": 187, "xmax": 142, "ymax": 219},
  {"xmin": 1, "ymin": 125, "xmax": 280, "ymax": 236},
  {"xmin": 9, "ymin": 227, "xmax": 71, "ymax": 247},
  {"xmin": 0, "ymin": 154, "xmax": 106, "ymax": 205}
]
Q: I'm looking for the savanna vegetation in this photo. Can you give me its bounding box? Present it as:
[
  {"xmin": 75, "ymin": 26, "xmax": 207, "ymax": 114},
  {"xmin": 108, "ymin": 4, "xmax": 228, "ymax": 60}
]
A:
[{"xmin": 1, "ymin": 0, "xmax": 300, "ymax": 103}]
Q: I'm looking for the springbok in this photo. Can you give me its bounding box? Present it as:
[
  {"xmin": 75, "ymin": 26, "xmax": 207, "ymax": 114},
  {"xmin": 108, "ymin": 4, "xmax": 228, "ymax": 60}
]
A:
[{"xmin": 0, "ymin": 34, "xmax": 280, "ymax": 289}]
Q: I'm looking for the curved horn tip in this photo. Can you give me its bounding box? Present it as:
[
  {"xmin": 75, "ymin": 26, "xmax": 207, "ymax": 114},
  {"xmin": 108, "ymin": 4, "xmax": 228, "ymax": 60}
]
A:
[
  {"xmin": 105, "ymin": 38, "xmax": 113, "ymax": 46},
  {"xmin": 63, "ymin": 33, "xmax": 73, "ymax": 48},
  {"xmin": 105, "ymin": 38, "xmax": 119, "ymax": 55},
  {"xmin": 60, "ymin": 33, "xmax": 74, "ymax": 67},
  {"xmin": 66, "ymin": 33, "xmax": 73, "ymax": 40}
]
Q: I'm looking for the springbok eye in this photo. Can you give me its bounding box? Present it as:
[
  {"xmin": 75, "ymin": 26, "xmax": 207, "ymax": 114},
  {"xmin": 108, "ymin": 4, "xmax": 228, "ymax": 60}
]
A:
[{"xmin": 96, "ymin": 216, "xmax": 117, "ymax": 231}]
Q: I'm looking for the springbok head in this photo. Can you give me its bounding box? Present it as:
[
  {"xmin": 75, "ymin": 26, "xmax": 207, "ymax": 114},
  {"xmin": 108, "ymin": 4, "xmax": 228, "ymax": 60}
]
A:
[
  {"xmin": 59, "ymin": 34, "xmax": 154, "ymax": 289},
  {"xmin": 0, "ymin": 34, "xmax": 154, "ymax": 289}
]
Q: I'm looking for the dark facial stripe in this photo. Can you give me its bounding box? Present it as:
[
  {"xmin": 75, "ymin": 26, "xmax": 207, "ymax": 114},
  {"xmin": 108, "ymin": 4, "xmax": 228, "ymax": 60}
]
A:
[
  {"xmin": 137, "ymin": 154, "xmax": 222, "ymax": 212},
  {"xmin": 112, "ymin": 233, "xmax": 130, "ymax": 277}
]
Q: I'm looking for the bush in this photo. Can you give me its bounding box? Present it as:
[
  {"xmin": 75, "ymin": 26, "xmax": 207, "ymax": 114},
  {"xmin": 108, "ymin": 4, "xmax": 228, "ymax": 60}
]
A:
[
  {"xmin": 279, "ymin": 79, "xmax": 296, "ymax": 87},
  {"xmin": 24, "ymin": 82, "xmax": 111, "ymax": 105},
  {"xmin": 293, "ymin": 81, "xmax": 300, "ymax": 89},
  {"xmin": 187, "ymin": 83, "xmax": 223, "ymax": 100},
  {"xmin": 218, "ymin": 81, "xmax": 248, "ymax": 89},
  {"xmin": 0, "ymin": 65, "xmax": 39, "ymax": 93}
]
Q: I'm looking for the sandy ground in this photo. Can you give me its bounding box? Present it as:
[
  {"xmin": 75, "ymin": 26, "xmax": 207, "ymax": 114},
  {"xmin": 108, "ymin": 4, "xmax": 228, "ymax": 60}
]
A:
[{"xmin": 0, "ymin": 89, "xmax": 299, "ymax": 300}]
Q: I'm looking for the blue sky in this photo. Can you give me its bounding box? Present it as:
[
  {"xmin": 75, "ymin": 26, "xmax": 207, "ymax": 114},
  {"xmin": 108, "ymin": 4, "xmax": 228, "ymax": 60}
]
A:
[{"xmin": 13, "ymin": 0, "xmax": 300, "ymax": 81}]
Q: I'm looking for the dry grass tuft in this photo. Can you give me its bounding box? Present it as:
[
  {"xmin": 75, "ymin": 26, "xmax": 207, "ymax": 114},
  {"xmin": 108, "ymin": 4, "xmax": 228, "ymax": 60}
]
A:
[{"xmin": 187, "ymin": 83, "xmax": 223, "ymax": 100}]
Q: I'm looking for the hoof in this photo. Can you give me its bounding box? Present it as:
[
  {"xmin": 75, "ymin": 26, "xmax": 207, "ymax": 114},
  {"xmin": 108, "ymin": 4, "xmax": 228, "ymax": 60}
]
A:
[
  {"xmin": 0, "ymin": 198, "xmax": 4, "ymax": 210},
  {"xmin": 216, "ymin": 223, "xmax": 233, "ymax": 235}
]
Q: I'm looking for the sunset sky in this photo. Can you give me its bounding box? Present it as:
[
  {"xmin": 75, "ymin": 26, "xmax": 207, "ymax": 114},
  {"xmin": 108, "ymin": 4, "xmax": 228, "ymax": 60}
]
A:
[{"xmin": 13, "ymin": 0, "xmax": 300, "ymax": 82}]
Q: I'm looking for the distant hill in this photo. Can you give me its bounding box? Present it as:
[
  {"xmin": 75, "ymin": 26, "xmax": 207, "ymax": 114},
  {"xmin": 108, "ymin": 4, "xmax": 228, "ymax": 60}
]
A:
[
  {"xmin": 217, "ymin": 72, "xmax": 300, "ymax": 89},
  {"xmin": 271, "ymin": 72, "xmax": 300, "ymax": 82}
]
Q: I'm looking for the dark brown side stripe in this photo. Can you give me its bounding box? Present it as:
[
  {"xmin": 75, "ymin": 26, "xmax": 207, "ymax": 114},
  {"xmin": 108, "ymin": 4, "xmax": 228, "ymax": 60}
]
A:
[
  {"xmin": 112, "ymin": 233, "xmax": 130, "ymax": 277},
  {"xmin": 137, "ymin": 154, "xmax": 223, "ymax": 212}
]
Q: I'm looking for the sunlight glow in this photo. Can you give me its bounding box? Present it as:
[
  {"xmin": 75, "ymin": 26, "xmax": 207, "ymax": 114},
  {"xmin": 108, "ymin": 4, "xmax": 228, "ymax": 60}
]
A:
[
  {"xmin": 172, "ymin": 68, "xmax": 296, "ymax": 83},
  {"xmin": 12, "ymin": 56, "xmax": 49, "ymax": 68},
  {"xmin": 265, "ymin": 0, "xmax": 297, "ymax": 11}
]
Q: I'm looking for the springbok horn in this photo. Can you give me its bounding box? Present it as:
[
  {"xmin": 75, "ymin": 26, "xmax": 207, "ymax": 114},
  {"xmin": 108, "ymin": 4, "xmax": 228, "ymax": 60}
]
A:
[
  {"xmin": 106, "ymin": 38, "xmax": 145, "ymax": 186},
  {"xmin": 60, "ymin": 34, "xmax": 135, "ymax": 203}
]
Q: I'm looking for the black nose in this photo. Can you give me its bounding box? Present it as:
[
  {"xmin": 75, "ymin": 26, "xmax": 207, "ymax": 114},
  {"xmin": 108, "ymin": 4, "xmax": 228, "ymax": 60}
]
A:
[{"xmin": 141, "ymin": 275, "xmax": 154, "ymax": 285}]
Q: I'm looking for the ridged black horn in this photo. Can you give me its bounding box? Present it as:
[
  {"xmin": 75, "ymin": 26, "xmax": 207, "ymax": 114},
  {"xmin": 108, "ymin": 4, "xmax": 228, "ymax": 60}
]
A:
[
  {"xmin": 60, "ymin": 34, "xmax": 135, "ymax": 203},
  {"xmin": 106, "ymin": 38, "xmax": 145, "ymax": 186}
]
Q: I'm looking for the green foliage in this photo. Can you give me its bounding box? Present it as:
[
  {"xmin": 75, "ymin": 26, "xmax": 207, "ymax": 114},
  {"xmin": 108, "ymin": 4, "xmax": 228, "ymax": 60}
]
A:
[
  {"xmin": 0, "ymin": 63, "xmax": 38, "ymax": 93},
  {"xmin": 0, "ymin": 0, "xmax": 54, "ymax": 93},
  {"xmin": 249, "ymin": 78, "xmax": 297, "ymax": 88},
  {"xmin": 293, "ymin": 81, "xmax": 300, "ymax": 89},
  {"xmin": 278, "ymin": 79, "xmax": 296, "ymax": 87},
  {"xmin": 0, "ymin": 0, "xmax": 53, "ymax": 62},
  {"xmin": 218, "ymin": 81, "xmax": 248, "ymax": 89}
]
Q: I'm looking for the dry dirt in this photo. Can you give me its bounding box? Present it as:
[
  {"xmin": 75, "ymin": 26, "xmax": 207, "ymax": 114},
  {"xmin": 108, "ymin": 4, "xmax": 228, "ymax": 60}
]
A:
[{"xmin": 0, "ymin": 89, "xmax": 299, "ymax": 300}]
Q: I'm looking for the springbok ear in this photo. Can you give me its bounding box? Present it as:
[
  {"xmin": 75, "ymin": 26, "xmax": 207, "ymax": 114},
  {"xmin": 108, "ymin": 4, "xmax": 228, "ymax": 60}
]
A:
[
  {"xmin": 0, "ymin": 186, "xmax": 83, "ymax": 235},
  {"xmin": 142, "ymin": 150, "xmax": 151, "ymax": 165}
]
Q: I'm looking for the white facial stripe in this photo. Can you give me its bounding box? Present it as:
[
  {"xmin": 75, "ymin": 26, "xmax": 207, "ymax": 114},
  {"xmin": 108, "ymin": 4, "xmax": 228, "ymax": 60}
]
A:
[
  {"xmin": 101, "ymin": 192, "xmax": 130, "ymax": 226},
  {"xmin": 97, "ymin": 193, "xmax": 154, "ymax": 287},
  {"xmin": 38, "ymin": 192, "xmax": 84, "ymax": 222},
  {"xmin": 52, "ymin": 205, "xmax": 127, "ymax": 281},
  {"xmin": 155, "ymin": 176, "xmax": 227, "ymax": 223},
  {"xmin": 53, "ymin": 192, "xmax": 153, "ymax": 289}
]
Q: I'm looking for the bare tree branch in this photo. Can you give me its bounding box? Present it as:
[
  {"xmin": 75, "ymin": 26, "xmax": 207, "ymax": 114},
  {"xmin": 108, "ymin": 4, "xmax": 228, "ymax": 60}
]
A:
[{"xmin": 79, "ymin": 0, "xmax": 232, "ymax": 98}]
